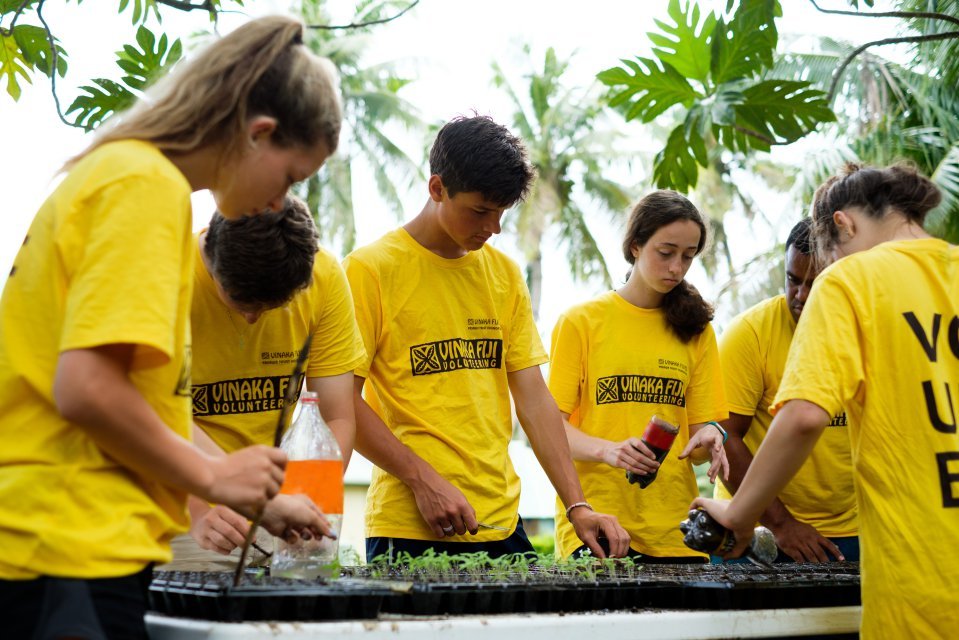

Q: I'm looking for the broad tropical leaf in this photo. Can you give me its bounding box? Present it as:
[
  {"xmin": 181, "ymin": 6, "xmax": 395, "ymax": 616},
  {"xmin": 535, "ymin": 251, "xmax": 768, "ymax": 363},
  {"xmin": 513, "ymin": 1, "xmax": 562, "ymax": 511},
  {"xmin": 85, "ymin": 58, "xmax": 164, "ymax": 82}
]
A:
[
  {"xmin": 117, "ymin": 26, "xmax": 182, "ymax": 91},
  {"xmin": 0, "ymin": 32, "xmax": 33, "ymax": 100},
  {"xmin": 710, "ymin": 0, "xmax": 780, "ymax": 83},
  {"xmin": 725, "ymin": 80, "xmax": 834, "ymax": 152},
  {"xmin": 66, "ymin": 79, "xmax": 135, "ymax": 131},
  {"xmin": 649, "ymin": 0, "xmax": 716, "ymax": 83},
  {"xmin": 654, "ymin": 124, "xmax": 701, "ymax": 192},
  {"xmin": 12, "ymin": 24, "xmax": 67, "ymax": 78},
  {"xmin": 598, "ymin": 57, "xmax": 700, "ymax": 123}
]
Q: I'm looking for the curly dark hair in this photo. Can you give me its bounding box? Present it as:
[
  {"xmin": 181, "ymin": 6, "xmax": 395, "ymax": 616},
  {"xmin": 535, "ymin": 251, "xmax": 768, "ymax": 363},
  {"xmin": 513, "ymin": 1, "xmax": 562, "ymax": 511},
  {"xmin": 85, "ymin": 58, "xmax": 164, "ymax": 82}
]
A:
[{"xmin": 204, "ymin": 195, "xmax": 319, "ymax": 309}]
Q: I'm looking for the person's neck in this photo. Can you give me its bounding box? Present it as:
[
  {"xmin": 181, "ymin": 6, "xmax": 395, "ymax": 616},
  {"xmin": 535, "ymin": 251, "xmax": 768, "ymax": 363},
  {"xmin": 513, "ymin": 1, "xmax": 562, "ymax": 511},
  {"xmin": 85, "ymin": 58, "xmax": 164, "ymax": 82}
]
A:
[
  {"xmin": 885, "ymin": 217, "xmax": 932, "ymax": 243},
  {"xmin": 403, "ymin": 200, "xmax": 468, "ymax": 259},
  {"xmin": 616, "ymin": 271, "xmax": 664, "ymax": 309},
  {"xmin": 164, "ymin": 146, "xmax": 222, "ymax": 192}
]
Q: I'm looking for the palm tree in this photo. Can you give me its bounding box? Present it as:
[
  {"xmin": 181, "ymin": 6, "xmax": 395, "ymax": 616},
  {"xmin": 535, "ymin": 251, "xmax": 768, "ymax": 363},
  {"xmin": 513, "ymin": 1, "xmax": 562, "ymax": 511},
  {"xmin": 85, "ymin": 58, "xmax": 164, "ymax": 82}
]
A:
[
  {"xmin": 296, "ymin": 0, "xmax": 427, "ymax": 255},
  {"xmin": 492, "ymin": 47, "xmax": 633, "ymax": 319},
  {"xmin": 775, "ymin": 7, "xmax": 959, "ymax": 242}
]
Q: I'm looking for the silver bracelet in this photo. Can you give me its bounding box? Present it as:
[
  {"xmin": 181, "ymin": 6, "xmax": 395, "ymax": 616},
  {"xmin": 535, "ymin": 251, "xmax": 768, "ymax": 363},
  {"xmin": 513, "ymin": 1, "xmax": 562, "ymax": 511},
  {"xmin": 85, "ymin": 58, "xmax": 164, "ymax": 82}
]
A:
[{"xmin": 565, "ymin": 501, "xmax": 593, "ymax": 520}]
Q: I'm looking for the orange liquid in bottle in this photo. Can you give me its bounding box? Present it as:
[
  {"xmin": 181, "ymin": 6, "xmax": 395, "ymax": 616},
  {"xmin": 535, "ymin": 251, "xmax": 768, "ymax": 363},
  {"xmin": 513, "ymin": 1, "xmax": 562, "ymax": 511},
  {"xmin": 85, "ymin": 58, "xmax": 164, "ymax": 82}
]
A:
[{"xmin": 280, "ymin": 459, "xmax": 343, "ymax": 513}]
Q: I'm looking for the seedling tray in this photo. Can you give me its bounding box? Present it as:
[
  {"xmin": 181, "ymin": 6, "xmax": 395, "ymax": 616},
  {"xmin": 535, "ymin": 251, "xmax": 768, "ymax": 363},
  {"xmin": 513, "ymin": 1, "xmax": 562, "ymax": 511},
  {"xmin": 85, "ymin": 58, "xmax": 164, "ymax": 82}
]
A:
[{"xmin": 149, "ymin": 562, "xmax": 860, "ymax": 621}]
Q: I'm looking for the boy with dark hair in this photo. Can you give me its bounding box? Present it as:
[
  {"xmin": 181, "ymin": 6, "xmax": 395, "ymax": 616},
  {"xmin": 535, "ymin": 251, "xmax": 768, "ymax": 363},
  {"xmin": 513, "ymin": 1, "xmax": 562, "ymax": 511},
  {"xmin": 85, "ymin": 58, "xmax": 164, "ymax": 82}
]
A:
[
  {"xmin": 182, "ymin": 196, "xmax": 366, "ymax": 558},
  {"xmin": 714, "ymin": 217, "xmax": 858, "ymax": 562},
  {"xmin": 344, "ymin": 115, "xmax": 628, "ymax": 560}
]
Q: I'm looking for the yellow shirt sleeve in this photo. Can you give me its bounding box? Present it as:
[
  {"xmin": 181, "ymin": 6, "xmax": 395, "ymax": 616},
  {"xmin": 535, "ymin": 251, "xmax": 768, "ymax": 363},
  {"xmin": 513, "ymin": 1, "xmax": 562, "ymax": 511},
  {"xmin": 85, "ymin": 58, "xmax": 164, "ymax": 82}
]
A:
[
  {"xmin": 505, "ymin": 274, "xmax": 548, "ymax": 372},
  {"xmin": 60, "ymin": 175, "xmax": 191, "ymax": 369},
  {"xmin": 548, "ymin": 313, "xmax": 585, "ymax": 414},
  {"xmin": 342, "ymin": 255, "xmax": 380, "ymax": 379},
  {"xmin": 306, "ymin": 251, "xmax": 367, "ymax": 378},
  {"xmin": 685, "ymin": 324, "xmax": 728, "ymax": 425},
  {"xmin": 775, "ymin": 277, "xmax": 865, "ymax": 417},
  {"xmin": 718, "ymin": 313, "xmax": 765, "ymax": 417}
]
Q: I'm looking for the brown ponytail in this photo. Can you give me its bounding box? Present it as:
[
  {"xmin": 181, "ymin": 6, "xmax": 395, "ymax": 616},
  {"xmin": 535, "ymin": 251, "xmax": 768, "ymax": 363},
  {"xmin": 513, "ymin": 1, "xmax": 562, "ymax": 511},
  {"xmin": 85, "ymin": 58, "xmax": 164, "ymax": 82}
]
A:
[
  {"xmin": 810, "ymin": 162, "xmax": 942, "ymax": 259},
  {"xmin": 623, "ymin": 190, "xmax": 714, "ymax": 343}
]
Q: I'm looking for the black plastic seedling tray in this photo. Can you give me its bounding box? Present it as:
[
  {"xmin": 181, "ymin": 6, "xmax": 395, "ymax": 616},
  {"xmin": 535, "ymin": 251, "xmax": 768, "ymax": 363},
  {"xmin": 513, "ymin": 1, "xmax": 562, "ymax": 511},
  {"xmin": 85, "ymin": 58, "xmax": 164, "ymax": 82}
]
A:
[
  {"xmin": 149, "ymin": 562, "xmax": 861, "ymax": 622},
  {"xmin": 149, "ymin": 571, "xmax": 394, "ymax": 622}
]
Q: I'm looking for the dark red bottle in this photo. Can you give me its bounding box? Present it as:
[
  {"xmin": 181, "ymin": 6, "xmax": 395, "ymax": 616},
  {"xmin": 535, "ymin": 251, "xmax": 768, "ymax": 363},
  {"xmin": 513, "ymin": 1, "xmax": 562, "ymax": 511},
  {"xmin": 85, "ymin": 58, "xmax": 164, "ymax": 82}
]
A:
[{"xmin": 626, "ymin": 414, "xmax": 679, "ymax": 489}]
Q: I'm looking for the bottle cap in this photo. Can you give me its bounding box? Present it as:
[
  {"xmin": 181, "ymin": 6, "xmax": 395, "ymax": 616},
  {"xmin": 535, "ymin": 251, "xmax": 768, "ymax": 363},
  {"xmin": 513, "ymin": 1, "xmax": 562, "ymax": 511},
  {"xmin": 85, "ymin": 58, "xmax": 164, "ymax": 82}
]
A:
[{"xmin": 300, "ymin": 390, "xmax": 319, "ymax": 403}]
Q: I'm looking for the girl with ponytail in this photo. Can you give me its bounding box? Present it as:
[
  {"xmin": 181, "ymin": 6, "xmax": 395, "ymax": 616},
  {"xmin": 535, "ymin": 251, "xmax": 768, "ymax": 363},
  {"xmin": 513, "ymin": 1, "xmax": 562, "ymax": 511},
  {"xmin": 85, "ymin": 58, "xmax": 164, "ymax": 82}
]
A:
[
  {"xmin": 693, "ymin": 162, "xmax": 957, "ymax": 639},
  {"xmin": 548, "ymin": 190, "xmax": 729, "ymax": 561},
  {"xmin": 0, "ymin": 16, "xmax": 340, "ymax": 638}
]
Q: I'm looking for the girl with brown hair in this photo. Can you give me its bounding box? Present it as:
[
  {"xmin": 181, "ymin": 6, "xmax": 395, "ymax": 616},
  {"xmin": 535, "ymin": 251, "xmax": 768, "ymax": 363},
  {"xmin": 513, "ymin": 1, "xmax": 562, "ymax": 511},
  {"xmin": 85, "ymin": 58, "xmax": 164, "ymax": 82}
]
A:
[{"xmin": 548, "ymin": 190, "xmax": 729, "ymax": 560}]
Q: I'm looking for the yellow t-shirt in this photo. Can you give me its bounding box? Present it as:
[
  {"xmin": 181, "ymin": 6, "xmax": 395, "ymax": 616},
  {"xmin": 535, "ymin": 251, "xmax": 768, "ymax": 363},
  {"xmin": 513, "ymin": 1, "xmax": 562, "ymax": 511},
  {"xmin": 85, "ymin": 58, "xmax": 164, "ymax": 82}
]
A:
[
  {"xmin": 343, "ymin": 229, "xmax": 547, "ymax": 541},
  {"xmin": 714, "ymin": 295, "xmax": 857, "ymax": 537},
  {"xmin": 191, "ymin": 237, "xmax": 366, "ymax": 451},
  {"xmin": 774, "ymin": 238, "xmax": 959, "ymax": 640},
  {"xmin": 0, "ymin": 140, "xmax": 194, "ymax": 579},
  {"xmin": 548, "ymin": 291, "xmax": 728, "ymax": 558}
]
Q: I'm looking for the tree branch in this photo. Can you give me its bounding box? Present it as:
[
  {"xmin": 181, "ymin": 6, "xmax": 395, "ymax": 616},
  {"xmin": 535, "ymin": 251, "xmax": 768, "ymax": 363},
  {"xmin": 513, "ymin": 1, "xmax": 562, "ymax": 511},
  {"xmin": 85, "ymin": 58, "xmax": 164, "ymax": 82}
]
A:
[
  {"xmin": 306, "ymin": 0, "xmax": 419, "ymax": 31},
  {"xmin": 0, "ymin": 0, "xmax": 38, "ymax": 37},
  {"xmin": 154, "ymin": 0, "xmax": 214, "ymax": 12},
  {"xmin": 808, "ymin": 1, "xmax": 959, "ymax": 29},
  {"xmin": 827, "ymin": 31, "xmax": 959, "ymax": 103},
  {"xmin": 733, "ymin": 123, "xmax": 776, "ymax": 146},
  {"xmin": 35, "ymin": 1, "xmax": 81, "ymax": 129}
]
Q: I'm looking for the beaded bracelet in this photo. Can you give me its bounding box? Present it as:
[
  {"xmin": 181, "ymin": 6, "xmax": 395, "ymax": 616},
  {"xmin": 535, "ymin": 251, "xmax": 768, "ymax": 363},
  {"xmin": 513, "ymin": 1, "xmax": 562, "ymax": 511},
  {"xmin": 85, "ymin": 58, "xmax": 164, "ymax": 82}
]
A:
[
  {"xmin": 706, "ymin": 420, "xmax": 728, "ymax": 444},
  {"xmin": 565, "ymin": 501, "xmax": 593, "ymax": 520}
]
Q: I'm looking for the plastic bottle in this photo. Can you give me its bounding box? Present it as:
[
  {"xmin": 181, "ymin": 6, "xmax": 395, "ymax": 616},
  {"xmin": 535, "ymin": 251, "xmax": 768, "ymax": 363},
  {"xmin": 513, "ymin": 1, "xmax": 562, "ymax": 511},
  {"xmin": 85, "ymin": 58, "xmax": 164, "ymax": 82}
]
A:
[
  {"xmin": 626, "ymin": 414, "xmax": 679, "ymax": 489},
  {"xmin": 679, "ymin": 508, "xmax": 778, "ymax": 566},
  {"xmin": 271, "ymin": 390, "xmax": 343, "ymax": 580}
]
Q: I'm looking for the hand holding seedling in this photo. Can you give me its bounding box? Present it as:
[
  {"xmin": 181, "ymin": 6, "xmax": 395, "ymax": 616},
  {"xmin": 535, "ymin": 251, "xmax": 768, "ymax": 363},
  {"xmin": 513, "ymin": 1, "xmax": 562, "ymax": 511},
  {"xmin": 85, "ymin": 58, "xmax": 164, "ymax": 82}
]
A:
[
  {"xmin": 570, "ymin": 508, "xmax": 630, "ymax": 558},
  {"xmin": 408, "ymin": 464, "xmax": 479, "ymax": 538},
  {"xmin": 603, "ymin": 437, "xmax": 661, "ymax": 476},
  {"xmin": 202, "ymin": 445, "xmax": 287, "ymax": 520},
  {"xmin": 678, "ymin": 426, "xmax": 729, "ymax": 484}
]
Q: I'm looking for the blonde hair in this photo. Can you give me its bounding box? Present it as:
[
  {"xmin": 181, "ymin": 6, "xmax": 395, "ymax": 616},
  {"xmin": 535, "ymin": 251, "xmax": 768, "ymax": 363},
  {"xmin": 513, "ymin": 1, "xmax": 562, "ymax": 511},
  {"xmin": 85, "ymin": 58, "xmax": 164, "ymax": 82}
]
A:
[{"xmin": 69, "ymin": 15, "xmax": 342, "ymax": 167}]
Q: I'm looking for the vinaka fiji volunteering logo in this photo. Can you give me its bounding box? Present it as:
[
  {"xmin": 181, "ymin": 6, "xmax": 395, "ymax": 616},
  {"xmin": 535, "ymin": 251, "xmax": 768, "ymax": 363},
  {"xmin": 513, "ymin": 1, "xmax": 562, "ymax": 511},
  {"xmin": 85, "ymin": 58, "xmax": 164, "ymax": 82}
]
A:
[
  {"xmin": 410, "ymin": 338, "xmax": 503, "ymax": 375},
  {"xmin": 828, "ymin": 413, "xmax": 849, "ymax": 427},
  {"xmin": 193, "ymin": 375, "xmax": 296, "ymax": 416},
  {"xmin": 596, "ymin": 374, "xmax": 686, "ymax": 407}
]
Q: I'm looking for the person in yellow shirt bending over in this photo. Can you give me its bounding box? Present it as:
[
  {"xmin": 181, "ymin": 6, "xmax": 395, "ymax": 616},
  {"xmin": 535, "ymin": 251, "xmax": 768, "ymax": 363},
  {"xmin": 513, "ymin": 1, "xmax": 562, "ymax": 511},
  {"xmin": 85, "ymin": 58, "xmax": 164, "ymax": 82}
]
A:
[
  {"xmin": 183, "ymin": 195, "xmax": 365, "ymax": 558},
  {"xmin": 548, "ymin": 190, "xmax": 729, "ymax": 561},
  {"xmin": 715, "ymin": 217, "xmax": 858, "ymax": 563},
  {"xmin": 344, "ymin": 115, "xmax": 629, "ymax": 561},
  {"xmin": 0, "ymin": 16, "xmax": 341, "ymax": 640},
  {"xmin": 693, "ymin": 163, "xmax": 958, "ymax": 640}
]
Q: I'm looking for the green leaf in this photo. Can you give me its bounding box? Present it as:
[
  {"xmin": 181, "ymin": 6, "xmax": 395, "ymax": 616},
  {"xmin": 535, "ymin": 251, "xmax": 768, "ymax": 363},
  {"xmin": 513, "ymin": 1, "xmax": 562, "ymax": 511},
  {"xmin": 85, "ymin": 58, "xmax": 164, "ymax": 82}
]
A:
[
  {"xmin": 597, "ymin": 56, "xmax": 700, "ymax": 123},
  {"xmin": 1, "ymin": 0, "xmax": 38, "ymax": 13},
  {"xmin": 653, "ymin": 124, "xmax": 703, "ymax": 192},
  {"xmin": 926, "ymin": 143, "xmax": 959, "ymax": 243},
  {"xmin": 648, "ymin": 0, "xmax": 716, "ymax": 83},
  {"xmin": 0, "ymin": 32, "xmax": 31, "ymax": 100},
  {"xmin": 13, "ymin": 24, "xmax": 67, "ymax": 78},
  {"xmin": 728, "ymin": 79, "xmax": 835, "ymax": 150},
  {"xmin": 66, "ymin": 78, "xmax": 135, "ymax": 130},
  {"xmin": 116, "ymin": 26, "xmax": 181, "ymax": 91},
  {"xmin": 710, "ymin": 0, "xmax": 780, "ymax": 83},
  {"xmin": 118, "ymin": 0, "xmax": 160, "ymax": 25}
]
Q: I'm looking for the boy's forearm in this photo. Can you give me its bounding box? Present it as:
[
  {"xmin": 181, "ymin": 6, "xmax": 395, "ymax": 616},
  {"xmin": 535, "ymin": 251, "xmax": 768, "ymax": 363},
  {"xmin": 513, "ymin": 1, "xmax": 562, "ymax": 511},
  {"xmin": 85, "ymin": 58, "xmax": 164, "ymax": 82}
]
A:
[{"xmin": 563, "ymin": 420, "xmax": 611, "ymax": 464}]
